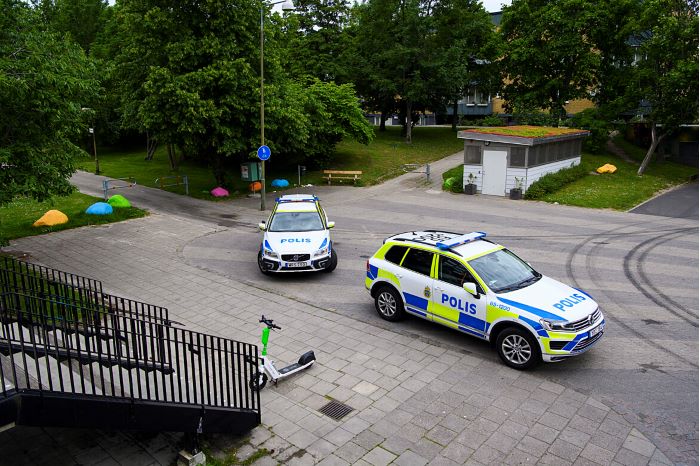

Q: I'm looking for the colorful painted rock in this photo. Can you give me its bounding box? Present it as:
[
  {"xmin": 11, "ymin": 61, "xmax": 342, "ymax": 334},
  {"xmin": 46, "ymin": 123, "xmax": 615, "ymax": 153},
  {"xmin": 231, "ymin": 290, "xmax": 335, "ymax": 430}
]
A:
[
  {"xmin": 33, "ymin": 210, "xmax": 69, "ymax": 227},
  {"xmin": 210, "ymin": 187, "xmax": 230, "ymax": 197},
  {"xmin": 249, "ymin": 181, "xmax": 262, "ymax": 192},
  {"xmin": 86, "ymin": 202, "xmax": 113, "ymax": 215},
  {"xmin": 271, "ymin": 179, "xmax": 289, "ymax": 188},
  {"xmin": 108, "ymin": 194, "xmax": 131, "ymax": 208}
]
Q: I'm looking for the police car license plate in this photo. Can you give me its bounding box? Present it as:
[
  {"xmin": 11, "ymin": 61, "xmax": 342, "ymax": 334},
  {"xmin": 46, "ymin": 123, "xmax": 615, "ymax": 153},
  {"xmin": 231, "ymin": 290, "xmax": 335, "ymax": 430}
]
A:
[
  {"xmin": 286, "ymin": 262, "xmax": 308, "ymax": 268},
  {"xmin": 589, "ymin": 322, "xmax": 604, "ymax": 338}
]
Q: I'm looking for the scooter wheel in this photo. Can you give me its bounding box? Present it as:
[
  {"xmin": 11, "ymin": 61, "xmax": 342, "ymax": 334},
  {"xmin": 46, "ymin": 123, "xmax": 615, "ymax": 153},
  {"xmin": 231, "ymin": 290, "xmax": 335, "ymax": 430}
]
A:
[{"xmin": 250, "ymin": 372, "xmax": 268, "ymax": 391}]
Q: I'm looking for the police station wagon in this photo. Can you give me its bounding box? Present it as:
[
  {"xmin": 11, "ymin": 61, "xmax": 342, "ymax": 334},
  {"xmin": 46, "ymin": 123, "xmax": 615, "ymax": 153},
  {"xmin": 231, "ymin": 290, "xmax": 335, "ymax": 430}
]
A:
[
  {"xmin": 258, "ymin": 194, "xmax": 337, "ymax": 274},
  {"xmin": 365, "ymin": 231, "xmax": 605, "ymax": 369}
]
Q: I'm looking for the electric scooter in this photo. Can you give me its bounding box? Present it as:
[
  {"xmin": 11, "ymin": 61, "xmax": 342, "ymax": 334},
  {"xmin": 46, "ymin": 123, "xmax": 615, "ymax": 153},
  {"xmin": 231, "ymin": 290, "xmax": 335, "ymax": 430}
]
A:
[{"xmin": 249, "ymin": 315, "xmax": 316, "ymax": 391}]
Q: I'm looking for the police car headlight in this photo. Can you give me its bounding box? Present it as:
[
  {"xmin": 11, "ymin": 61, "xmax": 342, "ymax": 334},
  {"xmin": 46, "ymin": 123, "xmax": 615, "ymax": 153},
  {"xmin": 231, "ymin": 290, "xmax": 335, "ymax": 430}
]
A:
[
  {"xmin": 313, "ymin": 246, "xmax": 329, "ymax": 257},
  {"xmin": 540, "ymin": 318, "xmax": 568, "ymax": 332},
  {"xmin": 264, "ymin": 248, "xmax": 278, "ymax": 259}
]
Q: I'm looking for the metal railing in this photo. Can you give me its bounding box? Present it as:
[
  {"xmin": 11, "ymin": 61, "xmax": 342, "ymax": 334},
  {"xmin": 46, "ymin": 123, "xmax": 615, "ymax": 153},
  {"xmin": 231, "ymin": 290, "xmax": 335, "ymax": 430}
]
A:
[
  {"xmin": 102, "ymin": 177, "xmax": 137, "ymax": 200},
  {"xmin": 0, "ymin": 257, "xmax": 175, "ymax": 326},
  {"xmin": 0, "ymin": 292, "xmax": 259, "ymax": 413},
  {"xmin": 155, "ymin": 175, "xmax": 189, "ymax": 196}
]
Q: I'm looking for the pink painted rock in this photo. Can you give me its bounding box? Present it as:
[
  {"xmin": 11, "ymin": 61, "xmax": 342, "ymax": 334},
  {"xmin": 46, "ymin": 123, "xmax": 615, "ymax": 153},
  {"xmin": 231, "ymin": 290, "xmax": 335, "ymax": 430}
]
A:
[{"xmin": 210, "ymin": 187, "xmax": 229, "ymax": 197}]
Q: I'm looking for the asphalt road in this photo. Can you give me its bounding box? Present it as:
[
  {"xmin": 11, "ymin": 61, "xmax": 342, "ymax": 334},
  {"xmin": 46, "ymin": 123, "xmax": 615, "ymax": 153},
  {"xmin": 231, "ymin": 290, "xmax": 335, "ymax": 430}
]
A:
[
  {"xmin": 630, "ymin": 181, "xmax": 699, "ymax": 220},
  {"xmin": 71, "ymin": 167, "xmax": 699, "ymax": 463}
]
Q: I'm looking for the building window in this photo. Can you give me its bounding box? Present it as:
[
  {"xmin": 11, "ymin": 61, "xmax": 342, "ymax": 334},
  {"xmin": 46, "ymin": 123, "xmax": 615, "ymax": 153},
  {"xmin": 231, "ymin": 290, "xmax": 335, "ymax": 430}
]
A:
[
  {"xmin": 510, "ymin": 147, "xmax": 526, "ymax": 167},
  {"xmin": 465, "ymin": 145, "xmax": 481, "ymax": 164}
]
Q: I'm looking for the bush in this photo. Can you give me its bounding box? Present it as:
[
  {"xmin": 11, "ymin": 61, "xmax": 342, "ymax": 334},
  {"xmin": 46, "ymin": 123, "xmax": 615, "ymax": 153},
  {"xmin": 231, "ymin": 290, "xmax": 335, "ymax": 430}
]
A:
[
  {"xmin": 566, "ymin": 108, "xmax": 610, "ymax": 153},
  {"xmin": 442, "ymin": 164, "xmax": 464, "ymax": 193},
  {"xmin": 524, "ymin": 164, "xmax": 589, "ymax": 199}
]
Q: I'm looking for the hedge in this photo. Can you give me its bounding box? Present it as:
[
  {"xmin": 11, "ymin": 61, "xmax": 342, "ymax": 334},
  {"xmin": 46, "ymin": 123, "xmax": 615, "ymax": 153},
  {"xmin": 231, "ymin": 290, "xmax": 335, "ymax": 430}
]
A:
[{"xmin": 524, "ymin": 164, "xmax": 589, "ymax": 199}]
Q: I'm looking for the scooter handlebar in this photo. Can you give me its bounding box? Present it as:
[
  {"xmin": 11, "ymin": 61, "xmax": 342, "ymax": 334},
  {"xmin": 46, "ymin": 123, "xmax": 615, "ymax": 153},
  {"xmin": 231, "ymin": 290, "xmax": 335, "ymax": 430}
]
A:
[{"xmin": 260, "ymin": 315, "xmax": 282, "ymax": 330}]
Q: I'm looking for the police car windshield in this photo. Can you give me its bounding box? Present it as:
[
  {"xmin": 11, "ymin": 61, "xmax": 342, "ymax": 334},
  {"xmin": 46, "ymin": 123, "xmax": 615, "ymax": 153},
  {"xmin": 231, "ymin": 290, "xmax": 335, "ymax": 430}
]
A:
[
  {"xmin": 468, "ymin": 249, "xmax": 541, "ymax": 293},
  {"xmin": 269, "ymin": 211, "xmax": 324, "ymax": 232}
]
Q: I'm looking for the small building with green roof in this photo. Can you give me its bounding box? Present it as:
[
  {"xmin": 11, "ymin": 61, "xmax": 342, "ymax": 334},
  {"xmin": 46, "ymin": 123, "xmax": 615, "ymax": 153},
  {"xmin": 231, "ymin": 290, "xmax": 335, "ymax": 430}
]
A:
[{"xmin": 457, "ymin": 126, "xmax": 589, "ymax": 196}]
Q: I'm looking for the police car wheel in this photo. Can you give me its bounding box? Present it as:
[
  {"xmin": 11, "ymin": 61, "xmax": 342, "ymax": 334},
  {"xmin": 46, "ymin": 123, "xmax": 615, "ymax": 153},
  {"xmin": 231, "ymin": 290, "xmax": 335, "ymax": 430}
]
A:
[
  {"xmin": 323, "ymin": 249, "xmax": 338, "ymax": 273},
  {"xmin": 257, "ymin": 251, "xmax": 271, "ymax": 275},
  {"xmin": 496, "ymin": 327, "xmax": 540, "ymax": 370},
  {"xmin": 374, "ymin": 286, "xmax": 405, "ymax": 322}
]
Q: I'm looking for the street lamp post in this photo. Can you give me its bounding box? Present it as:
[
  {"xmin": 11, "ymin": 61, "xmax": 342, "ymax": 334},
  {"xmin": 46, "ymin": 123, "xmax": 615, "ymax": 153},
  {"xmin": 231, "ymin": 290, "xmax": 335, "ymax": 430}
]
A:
[
  {"xmin": 81, "ymin": 107, "xmax": 99, "ymax": 175},
  {"xmin": 259, "ymin": 0, "xmax": 288, "ymax": 211}
]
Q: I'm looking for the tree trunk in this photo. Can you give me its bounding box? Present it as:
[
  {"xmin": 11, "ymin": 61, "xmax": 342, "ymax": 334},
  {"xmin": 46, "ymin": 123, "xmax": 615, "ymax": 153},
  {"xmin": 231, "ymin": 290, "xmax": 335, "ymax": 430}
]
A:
[
  {"xmin": 379, "ymin": 111, "xmax": 386, "ymax": 131},
  {"xmin": 145, "ymin": 132, "xmax": 158, "ymax": 161},
  {"xmin": 405, "ymin": 101, "xmax": 413, "ymax": 144},
  {"xmin": 212, "ymin": 153, "xmax": 225, "ymax": 186},
  {"xmin": 167, "ymin": 143, "xmax": 177, "ymax": 170},
  {"xmin": 637, "ymin": 123, "xmax": 667, "ymax": 176},
  {"xmin": 452, "ymin": 101, "xmax": 458, "ymax": 131}
]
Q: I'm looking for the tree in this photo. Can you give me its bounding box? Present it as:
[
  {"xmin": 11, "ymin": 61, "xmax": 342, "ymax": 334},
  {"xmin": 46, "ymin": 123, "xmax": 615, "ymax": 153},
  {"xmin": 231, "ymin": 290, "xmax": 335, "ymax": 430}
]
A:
[
  {"xmin": 0, "ymin": 0, "xmax": 100, "ymax": 206},
  {"xmin": 353, "ymin": 0, "xmax": 438, "ymax": 143},
  {"xmin": 630, "ymin": 0, "xmax": 698, "ymax": 175},
  {"xmin": 283, "ymin": 0, "xmax": 352, "ymax": 83},
  {"xmin": 499, "ymin": 0, "xmax": 601, "ymax": 121},
  {"xmin": 114, "ymin": 0, "xmax": 372, "ymax": 183},
  {"xmin": 39, "ymin": 0, "xmax": 109, "ymax": 54},
  {"xmin": 432, "ymin": 0, "xmax": 500, "ymax": 130}
]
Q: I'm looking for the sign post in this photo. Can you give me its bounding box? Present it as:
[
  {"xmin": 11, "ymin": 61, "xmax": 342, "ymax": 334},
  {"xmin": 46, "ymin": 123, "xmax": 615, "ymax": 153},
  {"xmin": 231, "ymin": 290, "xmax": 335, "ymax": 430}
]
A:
[{"xmin": 257, "ymin": 145, "xmax": 271, "ymax": 210}]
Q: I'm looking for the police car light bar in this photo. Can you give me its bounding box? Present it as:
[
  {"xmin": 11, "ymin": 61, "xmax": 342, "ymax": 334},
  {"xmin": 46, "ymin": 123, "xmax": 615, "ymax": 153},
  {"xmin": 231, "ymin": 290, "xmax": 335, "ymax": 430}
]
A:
[
  {"xmin": 275, "ymin": 195, "xmax": 318, "ymax": 203},
  {"xmin": 436, "ymin": 232, "xmax": 487, "ymax": 250}
]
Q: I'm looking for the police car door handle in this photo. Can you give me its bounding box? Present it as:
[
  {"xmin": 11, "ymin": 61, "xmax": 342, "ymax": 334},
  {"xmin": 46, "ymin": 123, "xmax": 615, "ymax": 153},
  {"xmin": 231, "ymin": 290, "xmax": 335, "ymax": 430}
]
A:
[
  {"xmin": 435, "ymin": 286, "xmax": 443, "ymax": 291},
  {"xmin": 396, "ymin": 273, "xmax": 403, "ymax": 278}
]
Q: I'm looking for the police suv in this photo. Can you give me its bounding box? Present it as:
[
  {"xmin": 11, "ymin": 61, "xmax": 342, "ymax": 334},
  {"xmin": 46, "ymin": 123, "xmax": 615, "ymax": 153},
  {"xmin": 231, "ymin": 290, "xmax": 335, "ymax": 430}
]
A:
[
  {"xmin": 258, "ymin": 194, "xmax": 337, "ymax": 274},
  {"xmin": 365, "ymin": 231, "xmax": 604, "ymax": 369}
]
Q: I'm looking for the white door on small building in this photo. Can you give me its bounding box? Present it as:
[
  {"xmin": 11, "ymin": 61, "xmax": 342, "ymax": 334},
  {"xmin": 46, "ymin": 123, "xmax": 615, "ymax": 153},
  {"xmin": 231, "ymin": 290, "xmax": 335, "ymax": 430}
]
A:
[{"xmin": 482, "ymin": 150, "xmax": 507, "ymax": 196}]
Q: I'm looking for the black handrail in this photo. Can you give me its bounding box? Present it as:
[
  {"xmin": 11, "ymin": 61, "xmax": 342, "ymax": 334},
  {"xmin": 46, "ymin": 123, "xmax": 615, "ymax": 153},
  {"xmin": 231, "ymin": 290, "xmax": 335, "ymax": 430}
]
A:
[
  {"xmin": 0, "ymin": 257, "xmax": 178, "ymax": 326},
  {"xmin": 0, "ymin": 291, "xmax": 259, "ymax": 413}
]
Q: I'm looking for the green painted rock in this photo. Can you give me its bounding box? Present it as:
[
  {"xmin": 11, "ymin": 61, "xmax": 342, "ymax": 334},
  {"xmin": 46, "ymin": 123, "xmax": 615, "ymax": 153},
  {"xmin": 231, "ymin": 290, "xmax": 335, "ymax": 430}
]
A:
[{"xmin": 108, "ymin": 194, "xmax": 131, "ymax": 208}]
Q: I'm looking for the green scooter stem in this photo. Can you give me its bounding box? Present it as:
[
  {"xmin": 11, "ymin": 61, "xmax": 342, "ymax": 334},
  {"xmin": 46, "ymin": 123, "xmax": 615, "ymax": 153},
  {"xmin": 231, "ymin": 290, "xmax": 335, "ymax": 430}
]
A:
[{"xmin": 261, "ymin": 327, "xmax": 270, "ymax": 356}]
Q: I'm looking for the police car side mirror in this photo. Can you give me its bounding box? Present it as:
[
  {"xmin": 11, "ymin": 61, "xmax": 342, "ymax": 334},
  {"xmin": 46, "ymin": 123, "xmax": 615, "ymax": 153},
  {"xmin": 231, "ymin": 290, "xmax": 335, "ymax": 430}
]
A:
[
  {"xmin": 258, "ymin": 222, "xmax": 267, "ymax": 231},
  {"xmin": 463, "ymin": 282, "xmax": 479, "ymax": 297},
  {"xmin": 327, "ymin": 221, "xmax": 335, "ymax": 229}
]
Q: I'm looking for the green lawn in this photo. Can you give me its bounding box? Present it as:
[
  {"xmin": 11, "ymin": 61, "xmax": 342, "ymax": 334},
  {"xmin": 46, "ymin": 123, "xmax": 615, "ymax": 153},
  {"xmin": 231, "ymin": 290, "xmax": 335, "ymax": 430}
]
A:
[
  {"xmin": 0, "ymin": 192, "xmax": 147, "ymax": 243},
  {"xmin": 76, "ymin": 126, "xmax": 465, "ymax": 199},
  {"xmin": 540, "ymin": 149, "xmax": 696, "ymax": 210}
]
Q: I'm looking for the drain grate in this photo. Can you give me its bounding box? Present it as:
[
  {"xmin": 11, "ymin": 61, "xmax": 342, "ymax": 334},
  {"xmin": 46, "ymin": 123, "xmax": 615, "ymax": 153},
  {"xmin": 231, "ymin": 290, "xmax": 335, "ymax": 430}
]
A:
[{"xmin": 318, "ymin": 399, "xmax": 354, "ymax": 420}]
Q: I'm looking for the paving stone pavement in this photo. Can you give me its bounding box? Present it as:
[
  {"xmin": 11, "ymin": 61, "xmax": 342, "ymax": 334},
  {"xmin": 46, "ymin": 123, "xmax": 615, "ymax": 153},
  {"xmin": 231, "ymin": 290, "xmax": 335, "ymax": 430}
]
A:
[{"xmin": 1, "ymin": 209, "xmax": 679, "ymax": 466}]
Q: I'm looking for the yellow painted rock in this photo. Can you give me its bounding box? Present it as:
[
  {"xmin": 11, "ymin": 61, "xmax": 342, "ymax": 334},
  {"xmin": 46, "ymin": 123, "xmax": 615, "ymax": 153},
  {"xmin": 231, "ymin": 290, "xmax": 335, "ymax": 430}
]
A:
[
  {"xmin": 596, "ymin": 163, "xmax": 617, "ymax": 174},
  {"xmin": 33, "ymin": 210, "xmax": 69, "ymax": 227}
]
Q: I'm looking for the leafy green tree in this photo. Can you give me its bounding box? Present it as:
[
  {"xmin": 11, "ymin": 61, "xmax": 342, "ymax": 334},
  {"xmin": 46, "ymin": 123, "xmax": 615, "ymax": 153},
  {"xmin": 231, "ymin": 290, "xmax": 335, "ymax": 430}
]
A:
[
  {"xmin": 353, "ymin": 0, "xmax": 438, "ymax": 143},
  {"xmin": 629, "ymin": 0, "xmax": 698, "ymax": 175},
  {"xmin": 39, "ymin": 0, "xmax": 109, "ymax": 54},
  {"xmin": 113, "ymin": 0, "xmax": 372, "ymax": 183},
  {"xmin": 283, "ymin": 0, "xmax": 352, "ymax": 83},
  {"xmin": 432, "ymin": 0, "xmax": 499, "ymax": 131},
  {"xmin": 0, "ymin": 0, "xmax": 99, "ymax": 206},
  {"xmin": 499, "ymin": 0, "xmax": 601, "ymax": 121}
]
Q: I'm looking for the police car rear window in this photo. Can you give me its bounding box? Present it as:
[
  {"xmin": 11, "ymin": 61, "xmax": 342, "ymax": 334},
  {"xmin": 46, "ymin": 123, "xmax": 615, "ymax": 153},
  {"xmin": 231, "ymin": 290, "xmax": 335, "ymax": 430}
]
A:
[
  {"xmin": 402, "ymin": 248, "xmax": 433, "ymax": 276},
  {"xmin": 384, "ymin": 245, "xmax": 408, "ymax": 265}
]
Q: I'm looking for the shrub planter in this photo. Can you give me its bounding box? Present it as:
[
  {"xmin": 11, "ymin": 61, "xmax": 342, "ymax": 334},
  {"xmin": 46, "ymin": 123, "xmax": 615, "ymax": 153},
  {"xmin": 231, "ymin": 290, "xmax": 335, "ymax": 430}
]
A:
[
  {"xmin": 464, "ymin": 184, "xmax": 477, "ymax": 195},
  {"xmin": 509, "ymin": 188, "xmax": 523, "ymax": 200}
]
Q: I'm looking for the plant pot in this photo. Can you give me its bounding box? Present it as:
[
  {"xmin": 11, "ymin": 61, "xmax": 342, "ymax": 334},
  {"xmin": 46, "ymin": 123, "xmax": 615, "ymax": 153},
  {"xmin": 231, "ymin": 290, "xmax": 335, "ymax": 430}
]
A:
[
  {"xmin": 509, "ymin": 188, "xmax": 523, "ymax": 200},
  {"xmin": 464, "ymin": 184, "xmax": 477, "ymax": 195}
]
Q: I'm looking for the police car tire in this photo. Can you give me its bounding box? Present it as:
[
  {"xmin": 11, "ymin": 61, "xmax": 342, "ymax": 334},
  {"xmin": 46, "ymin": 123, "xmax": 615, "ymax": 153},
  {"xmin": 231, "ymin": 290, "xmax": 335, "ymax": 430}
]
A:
[
  {"xmin": 496, "ymin": 327, "xmax": 541, "ymax": 370},
  {"xmin": 374, "ymin": 286, "xmax": 405, "ymax": 322},
  {"xmin": 257, "ymin": 251, "xmax": 271, "ymax": 275},
  {"xmin": 323, "ymin": 249, "xmax": 338, "ymax": 273},
  {"xmin": 250, "ymin": 372, "xmax": 268, "ymax": 391}
]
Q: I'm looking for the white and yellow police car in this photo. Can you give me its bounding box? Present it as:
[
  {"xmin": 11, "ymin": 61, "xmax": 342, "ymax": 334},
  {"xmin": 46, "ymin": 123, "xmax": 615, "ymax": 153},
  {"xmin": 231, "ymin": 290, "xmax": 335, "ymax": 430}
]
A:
[
  {"xmin": 258, "ymin": 194, "xmax": 337, "ymax": 274},
  {"xmin": 365, "ymin": 231, "xmax": 604, "ymax": 369}
]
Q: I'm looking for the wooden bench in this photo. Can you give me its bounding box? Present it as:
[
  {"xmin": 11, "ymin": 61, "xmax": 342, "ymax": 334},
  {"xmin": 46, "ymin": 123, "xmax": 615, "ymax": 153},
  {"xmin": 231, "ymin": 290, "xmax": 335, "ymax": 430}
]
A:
[{"xmin": 323, "ymin": 170, "xmax": 363, "ymax": 185}]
